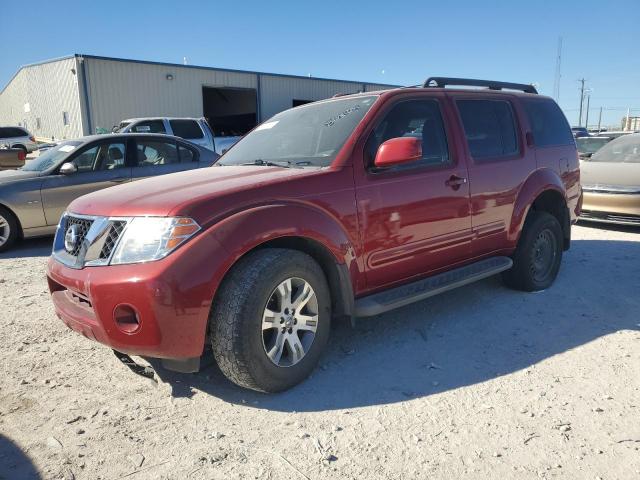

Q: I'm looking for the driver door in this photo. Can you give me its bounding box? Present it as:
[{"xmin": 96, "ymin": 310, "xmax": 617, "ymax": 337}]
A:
[
  {"xmin": 41, "ymin": 139, "xmax": 132, "ymax": 225},
  {"xmin": 354, "ymin": 96, "xmax": 472, "ymax": 290}
]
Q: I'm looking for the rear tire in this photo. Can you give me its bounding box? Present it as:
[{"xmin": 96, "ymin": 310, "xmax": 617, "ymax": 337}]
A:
[
  {"xmin": 210, "ymin": 248, "xmax": 331, "ymax": 392},
  {"xmin": 502, "ymin": 211, "xmax": 563, "ymax": 292},
  {"xmin": 0, "ymin": 206, "xmax": 19, "ymax": 253}
]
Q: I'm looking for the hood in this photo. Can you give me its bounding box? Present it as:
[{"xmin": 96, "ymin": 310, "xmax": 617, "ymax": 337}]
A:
[
  {"xmin": 68, "ymin": 165, "xmax": 321, "ymax": 222},
  {"xmin": 580, "ymin": 160, "xmax": 640, "ymax": 188},
  {"xmin": 0, "ymin": 169, "xmax": 40, "ymax": 185}
]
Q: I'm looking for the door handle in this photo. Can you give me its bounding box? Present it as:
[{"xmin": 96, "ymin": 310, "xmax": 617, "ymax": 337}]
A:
[
  {"xmin": 110, "ymin": 177, "xmax": 129, "ymax": 183},
  {"xmin": 445, "ymin": 175, "xmax": 467, "ymax": 189}
]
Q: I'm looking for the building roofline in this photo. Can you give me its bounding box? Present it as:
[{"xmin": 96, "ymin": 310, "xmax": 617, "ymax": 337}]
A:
[
  {"xmin": 1, "ymin": 52, "xmax": 400, "ymax": 96},
  {"xmin": 73, "ymin": 53, "xmax": 400, "ymax": 87},
  {"xmin": 0, "ymin": 54, "xmax": 77, "ymax": 95}
]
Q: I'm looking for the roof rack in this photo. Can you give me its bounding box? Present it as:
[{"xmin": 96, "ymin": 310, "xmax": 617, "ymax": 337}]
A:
[{"xmin": 423, "ymin": 77, "xmax": 538, "ymax": 94}]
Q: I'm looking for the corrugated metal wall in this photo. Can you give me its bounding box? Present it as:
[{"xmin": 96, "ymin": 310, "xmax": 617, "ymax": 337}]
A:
[
  {"xmin": 0, "ymin": 57, "xmax": 82, "ymax": 140},
  {"xmin": 259, "ymin": 75, "xmax": 359, "ymax": 120},
  {"xmin": 83, "ymin": 57, "xmax": 258, "ymax": 133},
  {"xmin": 85, "ymin": 57, "xmax": 397, "ymax": 128}
]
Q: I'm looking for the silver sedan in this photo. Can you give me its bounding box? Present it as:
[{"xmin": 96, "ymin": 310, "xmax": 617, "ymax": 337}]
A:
[{"xmin": 0, "ymin": 133, "xmax": 218, "ymax": 251}]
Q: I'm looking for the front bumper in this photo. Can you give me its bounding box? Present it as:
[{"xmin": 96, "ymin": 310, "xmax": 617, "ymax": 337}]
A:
[
  {"xmin": 580, "ymin": 191, "xmax": 640, "ymax": 225},
  {"xmin": 46, "ymin": 231, "xmax": 229, "ymax": 360}
]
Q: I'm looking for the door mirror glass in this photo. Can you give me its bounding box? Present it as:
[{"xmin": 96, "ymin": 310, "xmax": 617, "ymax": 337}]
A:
[
  {"xmin": 374, "ymin": 137, "xmax": 422, "ymax": 168},
  {"xmin": 59, "ymin": 162, "xmax": 78, "ymax": 175}
]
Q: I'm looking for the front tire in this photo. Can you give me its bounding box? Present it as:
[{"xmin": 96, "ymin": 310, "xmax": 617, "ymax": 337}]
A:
[
  {"xmin": 0, "ymin": 206, "xmax": 19, "ymax": 252},
  {"xmin": 502, "ymin": 211, "xmax": 563, "ymax": 291},
  {"xmin": 210, "ymin": 249, "xmax": 331, "ymax": 392}
]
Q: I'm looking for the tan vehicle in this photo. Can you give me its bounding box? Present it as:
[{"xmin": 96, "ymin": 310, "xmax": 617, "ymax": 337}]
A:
[
  {"xmin": 580, "ymin": 133, "xmax": 640, "ymax": 225},
  {"xmin": 0, "ymin": 133, "xmax": 218, "ymax": 252},
  {"xmin": 0, "ymin": 147, "xmax": 26, "ymax": 170}
]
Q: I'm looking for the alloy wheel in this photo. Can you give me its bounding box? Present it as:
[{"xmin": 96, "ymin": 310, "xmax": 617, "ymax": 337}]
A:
[
  {"xmin": 0, "ymin": 214, "xmax": 10, "ymax": 248},
  {"xmin": 262, "ymin": 277, "xmax": 319, "ymax": 367}
]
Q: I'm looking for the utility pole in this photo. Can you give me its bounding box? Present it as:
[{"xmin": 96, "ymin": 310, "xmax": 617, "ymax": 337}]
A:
[
  {"xmin": 585, "ymin": 94, "xmax": 591, "ymax": 130},
  {"xmin": 553, "ymin": 37, "xmax": 562, "ymax": 102},
  {"xmin": 578, "ymin": 78, "xmax": 586, "ymax": 126},
  {"xmin": 597, "ymin": 106, "xmax": 603, "ymax": 133}
]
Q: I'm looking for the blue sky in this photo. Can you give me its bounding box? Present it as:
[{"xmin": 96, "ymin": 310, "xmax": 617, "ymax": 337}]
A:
[{"xmin": 1, "ymin": 0, "xmax": 638, "ymax": 126}]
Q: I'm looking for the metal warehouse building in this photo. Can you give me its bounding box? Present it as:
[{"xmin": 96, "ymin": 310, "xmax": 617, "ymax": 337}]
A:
[{"xmin": 0, "ymin": 54, "xmax": 396, "ymax": 141}]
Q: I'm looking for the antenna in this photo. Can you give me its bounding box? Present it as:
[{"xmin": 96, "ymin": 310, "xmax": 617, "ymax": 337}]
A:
[{"xmin": 553, "ymin": 37, "xmax": 562, "ymax": 101}]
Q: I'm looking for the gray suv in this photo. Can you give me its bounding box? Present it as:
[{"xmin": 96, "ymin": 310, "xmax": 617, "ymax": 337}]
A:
[
  {"xmin": 0, "ymin": 133, "xmax": 217, "ymax": 251},
  {"xmin": 0, "ymin": 127, "xmax": 38, "ymax": 154}
]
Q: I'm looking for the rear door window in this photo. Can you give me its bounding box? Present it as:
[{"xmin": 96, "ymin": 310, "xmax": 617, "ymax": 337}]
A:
[
  {"xmin": 132, "ymin": 120, "xmax": 166, "ymax": 133},
  {"xmin": 170, "ymin": 120, "xmax": 204, "ymax": 139},
  {"xmin": 523, "ymin": 99, "xmax": 574, "ymax": 147},
  {"xmin": 135, "ymin": 139, "xmax": 180, "ymax": 166},
  {"xmin": 456, "ymin": 99, "xmax": 519, "ymax": 160}
]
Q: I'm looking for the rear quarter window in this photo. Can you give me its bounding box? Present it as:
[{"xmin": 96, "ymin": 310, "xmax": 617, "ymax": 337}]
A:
[
  {"xmin": 170, "ymin": 120, "xmax": 204, "ymax": 139},
  {"xmin": 523, "ymin": 98, "xmax": 574, "ymax": 147}
]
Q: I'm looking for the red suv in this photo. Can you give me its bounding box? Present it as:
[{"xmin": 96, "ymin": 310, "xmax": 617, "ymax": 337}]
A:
[{"xmin": 47, "ymin": 77, "xmax": 581, "ymax": 392}]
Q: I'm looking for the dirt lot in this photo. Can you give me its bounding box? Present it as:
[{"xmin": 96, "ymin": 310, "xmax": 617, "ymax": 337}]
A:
[{"xmin": 1, "ymin": 223, "xmax": 639, "ymax": 480}]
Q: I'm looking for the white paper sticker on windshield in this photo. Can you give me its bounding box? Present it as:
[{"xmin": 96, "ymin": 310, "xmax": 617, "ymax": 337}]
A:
[
  {"xmin": 255, "ymin": 121, "xmax": 278, "ymax": 131},
  {"xmin": 59, "ymin": 145, "xmax": 76, "ymax": 152}
]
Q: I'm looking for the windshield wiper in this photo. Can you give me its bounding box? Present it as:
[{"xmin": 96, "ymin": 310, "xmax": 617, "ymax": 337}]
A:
[{"xmin": 239, "ymin": 159, "xmax": 292, "ymax": 168}]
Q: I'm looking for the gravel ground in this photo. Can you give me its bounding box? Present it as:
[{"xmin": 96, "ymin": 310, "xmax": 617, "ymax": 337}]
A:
[{"xmin": 1, "ymin": 223, "xmax": 639, "ymax": 480}]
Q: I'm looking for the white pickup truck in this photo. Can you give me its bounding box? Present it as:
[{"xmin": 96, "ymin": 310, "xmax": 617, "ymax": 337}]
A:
[{"xmin": 113, "ymin": 117, "xmax": 240, "ymax": 154}]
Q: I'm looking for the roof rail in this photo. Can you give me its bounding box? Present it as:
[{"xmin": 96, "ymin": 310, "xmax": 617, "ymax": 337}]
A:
[{"xmin": 423, "ymin": 77, "xmax": 538, "ymax": 94}]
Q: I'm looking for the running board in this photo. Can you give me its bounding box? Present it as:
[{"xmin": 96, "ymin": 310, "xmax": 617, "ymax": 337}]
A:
[{"xmin": 354, "ymin": 256, "xmax": 513, "ymax": 317}]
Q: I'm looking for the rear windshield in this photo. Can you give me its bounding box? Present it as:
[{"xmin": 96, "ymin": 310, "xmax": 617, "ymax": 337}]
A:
[
  {"xmin": 21, "ymin": 141, "xmax": 82, "ymax": 172},
  {"xmin": 590, "ymin": 134, "xmax": 640, "ymax": 163},
  {"xmin": 576, "ymin": 137, "xmax": 611, "ymax": 155},
  {"xmin": 0, "ymin": 127, "xmax": 28, "ymax": 138},
  {"xmin": 218, "ymin": 96, "xmax": 378, "ymax": 168}
]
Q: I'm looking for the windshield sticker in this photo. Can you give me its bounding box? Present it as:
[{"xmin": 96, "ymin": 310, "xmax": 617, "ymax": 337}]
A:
[
  {"xmin": 255, "ymin": 121, "xmax": 279, "ymax": 131},
  {"xmin": 324, "ymin": 105, "xmax": 361, "ymax": 127},
  {"xmin": 59, "ymin": 145, "xmax": 76, "ymax": 152}
]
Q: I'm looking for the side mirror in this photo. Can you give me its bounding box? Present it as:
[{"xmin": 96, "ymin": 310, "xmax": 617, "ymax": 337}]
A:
[
  {"xmin": 59, "ymin": 162, "xmax": 77, "ymax": 175},
  {"xmin": 374, "ymin": 137, "xmax": 422, "ymax": 168}
]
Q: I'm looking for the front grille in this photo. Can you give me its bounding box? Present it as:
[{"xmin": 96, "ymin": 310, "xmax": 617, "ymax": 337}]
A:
[
  {"xmin": 65, "ymin": 216, "xmax": 93, "ymax": 257},
  {"xmin": 99, "ymin": 221, "xmax": 126, "ymax": 259}
]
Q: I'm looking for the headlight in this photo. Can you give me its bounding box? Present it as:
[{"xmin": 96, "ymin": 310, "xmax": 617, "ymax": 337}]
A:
[{"xmin": 110, "ymin": 217, "xmax": 200, "ymax": 265}]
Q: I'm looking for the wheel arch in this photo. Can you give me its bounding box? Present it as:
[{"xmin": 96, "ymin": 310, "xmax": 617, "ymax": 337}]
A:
[
  {"xmin": 208, "ymin": 203, "xmax": 359, "ymax": 320},
  {"xmin": 0, "ymin": 201, "xmax": 23, "ymax": 239},
  {"xmin": 510, "ymin": 169, "xmax": 571, "ymax": 250},
  {"xmin": 11, "ymin": 143, "xmax": 27, "ymax": 153}
]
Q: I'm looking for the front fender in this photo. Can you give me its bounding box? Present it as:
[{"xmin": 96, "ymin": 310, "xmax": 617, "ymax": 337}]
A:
[
  {"xmin": 509, "ymin": 168, "xmax": 566, "ymax": 243},
  {"xmin": 209, "ymin": 201, "xmax": 359, "ymax": 281},
  {"xmin": 0, "ymin": 179, "xmax": 46, "ymax": 230}
]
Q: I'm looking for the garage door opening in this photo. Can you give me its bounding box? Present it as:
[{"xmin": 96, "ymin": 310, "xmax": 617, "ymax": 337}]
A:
[{"xmin": 202, "ymin": 86, "xmax": 257, "ymax": 137}]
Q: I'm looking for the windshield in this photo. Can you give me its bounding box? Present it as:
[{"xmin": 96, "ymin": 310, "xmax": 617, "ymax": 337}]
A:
[
  {"xmin": 576, "ymin": 137, "xmax": 611, "ymax": 155},
  {"xmin": 21, "ymin": 141, "xmax": 82, "ymax": 172},
  {"xmin": 218, "ymin": 95, "xmax": 378, "ymax": 168},
  {"xmin": 590, "ymin": 134, "xmax": 640, "ymax": 163}
]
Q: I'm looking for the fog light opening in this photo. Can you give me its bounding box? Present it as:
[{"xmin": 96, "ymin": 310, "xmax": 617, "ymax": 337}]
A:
[{"xmin": 114, "ymin": 305, "xmax": 141, "ymax": 333}]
